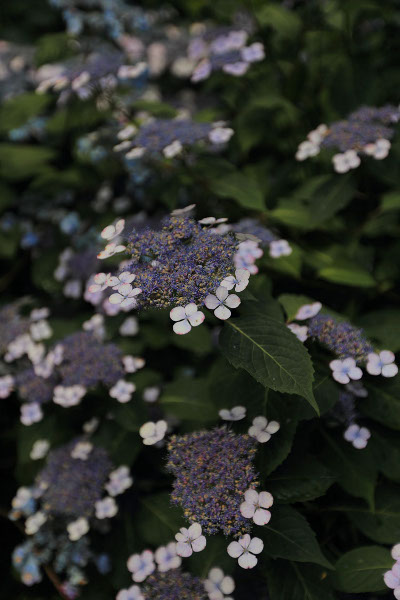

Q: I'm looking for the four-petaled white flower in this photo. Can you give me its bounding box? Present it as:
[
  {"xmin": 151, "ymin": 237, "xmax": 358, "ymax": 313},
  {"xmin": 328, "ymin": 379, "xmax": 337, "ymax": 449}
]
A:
[
  {"xmin": 364, "ymin": 138, "xmax": 391, "ymax": 160},
  {"xmin": 198, "ymin": 216, "xmax": 228, "ymax": 225},
  {"xmin": 30, "ymin": 439, "xmax": 50, "ymax": 460},
  {"xmin": 295, "ymin": 302, "xmax": 322, "ymax": 321},
  {"xmin": 240, "ymin": 489, "xmax": 273, "ymax": 525},
  {"xmin": 12, "ymin": 487, "xmax": 33, "ymax": 510},
  {"xmin": 123, "ymin": 356, "xmax": 145, "ymax": 373},
  {"xmin": 67, "ymin": 517, "xmax": 89, "ymax": 541},
  {"xmin": 248, "ymin": 416, "xmax": 280, "ymax": 443},
  {"xmin": 220, "ymin": 268, "xmax": 250, "ymax": 293},
  {"xmin": 98, "ymin": 242, "xmax": 126, "ymax": 260},
  {"xmin": 101, "ymin": 219, "xmax": 125, "ymax": 240},
  {"xmin": 111, "ymin": 272, "xmax": 137, "ymax": 289},
  {"xmin": 269, "ymin": 239, "xmax": 292, "ymax": 258},
  {"xmin": 95, "ymin": 496, "xmax": 118, "ymax": 519},
  {"xmin": 21, "ymin": 402, "xmax": 43, "ymax": 426},
  {"xmin": 53, "ymin": 385, "xmax": 86, "ymax": 407},
  {"xmin": 366, "ymin": 351, "xmax": 398, "ymax": 378},
  {"xmin": 329, "ymin": 358, "xmax": 362, "ymax": 384},
  {"xmin": 30, "ymin": 320, "xmax": 52, "ymax": 341},
  {"xmin": 116, "ymin": 585, "xmax": 145, "ymax": 600},
  {"xmin": 109, "ymin": 283, "xmax": 142, "ymax": 308},
  {"xmin": 209, "ymin": 127, "xmax": 234, "ymax": 144},
  {"xmin": 204, "ymin": 567, "xmax": 235, "ymax": 600},
  {"xmin": 241, "ymin": 42, "xmax": 265, "ymax": 62},
  {"xmin": 110, "ymin": 380, "xmax": 136, "ymax": 403},
  {"xmin": 0, "ymin": 375, "xmax": 14, "ymax": 399},
  {"xmin": 332, "ymin": 150, "xmax": 360, "ymax": 173},
  {"xmin": 175, "ymin": 523, "xmax": 206, "ymax": 557},
  {"xmin": 295, "ymin": 140, "xmax": 320, "ymax": 161},
  {"xmin": 219, "ymin": 406, "xmax": 246, "ymax": 421},
  {"xmin": 105, "ymin": 466, "xmax": 133, "ymax": 496},
  {"xmin": 344, "ymin": 424, "xmax": 371, "ymax": 449},
  {"xmin": 384, "ymin": 560, "xmax": 400, "ymax": 599},
  {"xmin": 25, "ymin": 511, "xmax": 47, "ymax": 535},
  {"xmin": 205, "ymin": 286, "xmax": 241, "ymax": 320},
  {"xmin": 71, "ymin": 441, "xmax": 93, "ymax": 460},
  {"xmin": 139, "ymin": 420, "xmax": 167, "ymax": 445},
  {"xmin": 163, "ymin": 140, "xmax": 183, "ymax": 158},
  {"xmin": 170, "ymin": 303, "xmax": 205, "ymax": 335},
  {"xmin": 287, "ymin": 323, "xmax": 308, "ymax": 342},
  {"xmin": 227, "ymin": 534, "xmax": 263, "ymax": 569},
  {"xmin": 155, "ymin": 541, "xmax": 182, "ymax": 572},
  {"xmin": 89, "ymin": 272, "xmax": 119, "ymax": 293},
  {"xmin": 127, "ymin": 550, "xmax": 155, "ymax": 583}
]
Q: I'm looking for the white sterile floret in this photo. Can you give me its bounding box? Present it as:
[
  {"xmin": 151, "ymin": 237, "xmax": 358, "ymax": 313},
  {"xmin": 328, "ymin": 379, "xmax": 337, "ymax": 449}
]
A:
[
  {"xmin": 198, "ymin": 216, "xmax": 228, "ymax": 225},
  {"xmin": 53, "ymin": 385, "xmax": 86, "ymax": 407},
  {"xmin": 105, "ymin": 466, "xmax": 133, "ymax": 496},
  {"xmin": 71, "ymin": 441, "xmax": 93, "ymax": 460},
  {"xmin": 163, "ymin": 140, "xmax": 183, "ymax": 158},
  {"xmin": 329, "ymin": 358, "xmax": 362, "ymax": 384},
  {"xmin": 171, "ymin": 204, "xmax": 196, "ymax": 216},
  {"xmin": 139, "ymin": 420, "xmax": 167, "ymax": 445},
  {"xmin": 295, "ymin": 302, "xmax": 322, "ymax": 321},
  {"xmin": 64, "ymin": 279, "xmax": 82, "ymax": 298},
  {"xmin": 240, "ymin": 489, "xmax": 273, "ymax": 525},
  {"xmin": 227, "ymin": 534, "xmax": 263, "ymax": 569},
  {"xmin": 109, "ymin": 283, "xmax": 142, "ymax": 308},
  {"xmin": 30, "ymin": 320, "xmax": 52, "ymax": 341},
  {"xmin": 307, "ymin": 124, "xmax": 328, "ymax": 144},
  {"xmin": 220, "ymin": 268, "xmax": 250, "ymax": 293},
  {"xmin": 295, "ymin": 140, "xmax": 320, "ymax": 161},
  {"xmin": 116, "ymin": 584, "xmax": 145, "ymax": 600},
  {"xmin": 170, "ymin": 303, "xmax": 205, "ymax": 335},
  {"xmin": 101, "ymin": 219, "xmax": 125, "ymax": 240},
  {"xmin": 384, "ymin": 561, "xmax": 400, "ymax": 598},
  {"xmin": 219, "ymin": 406, "xmax": 246, "ymax": 421},
  {"xmin": 241, "ymin": 42, "xmax": 265, "ymax": 62},
  {"xmin": 249, "ymin": 416, "xmax": 280, "ymax": 443},
  {"xmin": 83, "ymin": 314, "xmax": 105, "ymax": 339},
  {"xmin": 120, "ymin": 317, "xmax": 139, "ymax": 336},
  {"xmin": 110, "ymin": 380, "xmax": 136, "ymax": 403},
  {"xmin": 366, "ymin": 351, "xmax": 398, "ymax": 378},
  {"xmin": 25, "ymin": 511, "xmax": 47, "ymax": 535},
  {"xmin": 332, "ymin": 150, "xmax": 360, "ymax": 173},
  {"xmin": 20, "ymin": 402, "xmax": 43, "ymax": 426},
  {"xmin": 0, "ymin": 375, "xmax": 14, "ymax": 399},
  {"xmin": 204, "ymin": 286, "xmax": 241, "ymax": 320},
  {"xmin": 205, "ymin": 567, "xmax": 235, "ymax": 600},
  {"xmin": 30, "ymin": 439, "xmax": 50, "ymax": 460},
  {"xmin": 344, "ymin": 424, "xmax": 371, "ymax": 449},
  {"xmin": 117, "ymin": 124, "xmax": 137, "ymax": 140},
  {"xmin": 27, "ymin": 341, "xmax": 45, "ymax": 365},
  {"xmin": 364, "ymin": 138, "xmax": 391, "ymax": 159},
  {"xmin": 5, "ymin": 333, "xmax": 33, "ymax": 362},
  {"xmin": 155, "ymin": 541, "xmax": 182, "ymax": 572},
  {"xmin": 143, "ymin": 386, "xmax": 160, "ymax": 403},
  {"xmin": 175, "ymin": 523, "xmax": 206, "ymax": 557},
  {"xmin": 12, "ymin": 487, "xmax": 33, "ymax": 510},
  {"xmin": 123, "ymin": 356, "xmax": 145, "ymax": 373},
  {"xmin": 30, "ymin": 307, "xmax": 50, "ymax": 321},
  {"xmin": 95, "ymin": 496, "xmax": 118, "ymax": 519},
  {"xmin": 127, "ymin": 550, "xmax": 155, "ymax": 582},
  {"xmin": 126, "ymin": 147, "xmax": 146, "ymax": 160},
  {"xmin": 97, "ymin": 242, "xmax": 126, "ymax": 259},
  {"xmin": 67, "ymin": 517, "xmax": 89, "ymax": 541},
  {"xmin": 269, "ymin": 239, "xmax": 292, "ymax": 258},
  {"xmin": 287, "ymin": 323, "xmax": 308, "ymax": 342},
  {"xmin": 209, "ymin": 127, "xmax": 234, "ymax": 144},
  {"xmin": 392, "ymin": 544, "xmax": 400, "ymax": 561}
]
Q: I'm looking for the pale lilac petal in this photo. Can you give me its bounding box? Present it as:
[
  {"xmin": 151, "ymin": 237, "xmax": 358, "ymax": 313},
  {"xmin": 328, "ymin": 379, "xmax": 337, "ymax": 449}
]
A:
[
  {"xmin": 258, "ymin": 491, "xmax": 274, "ymax": 509},
  {"xmin": 188, "ymin": 523, "xmax": 202, "ymax": 539},
  {"xmin": 253, "ymin": 508, "xmax": 271, "ymax": 526},
  {"xmin": 239, "ymin": 534, "xmax": 251, "ymax": 550},
  {"xmin": 248, "ymin": 537, "xmax": 264, "ymax": 554},
  {"xmin": 220, "ymin": 275, "xmax": 235, "ymax": 290},
  {"xmin": 204, "ymin": 294, "xmax": 219, "ymax": 310},
  {"xmin": 216, "ymin": 286, "xmax": 229, "ymax": 301},
  {"xmin": 349, "ymin": 367, "xmax": 363, "ymax": 380},
  {"xmin": 184, "ymin": 303, "xmax": 198, "ymax": 317},
  {"xmin": 344, "ymin": 425, "xmax": 358, "ymax": 441},
  {"xmin": 265, "ymin": 421, "xmax": 280, "ymax": 434},
  {"xmin": 332, "ymin": 372, "xmax": 350, "ymax": 384},
  {"xmin": 256, "ymin": 431, "xmax": 271, "ymax": 443},
  {"xmin": 384, "ymin": 570, "xmax": 399, "ymax": 589},
  {"xmin": 366, "ymin": 361, "xmax": 382, "ymax": 376},
  {"xmin": 170, "ymin": 306, "xmax": 186, "ymax": 321},
  {"xmin": 120, "ymin": 297, "xmax": 137, "ymax": 308},
  {"xmin": 188, "ymin": 312, "xmax": 205, "ymax": 327},
  {"xmin": 221, "ymin": 576, "xmax": 235, "ymax": 594},
  {"xmin": 382, "ymin": 364, "xmax": 398, "ymax": 378},
  {"xmin": 253, "ymin": 416, "xmax": 267, "ymax": 428},
  {"xmin": 244, "ymin": 489, "xmax": 258, "ymax": 504},
  {"xmin": 238, "ymin": 552, "xmax": 257, "ymax": 569},
  {"xmin": 191, "ymin": 535, "xmax": 206, "ymax": 552},
  {"xmin": 214, "ymin": 305, "xmax": 232, "ymax": 320},
  {"xmin": 380, "ymin": 350, "xmax": 395, "ymax": 364},
  {"xmin": 227, "ymin": 541, "xmax": 243, "ymax": 558},
  {"xmin": 329, "ymin": 360, "xmax": 342, "ymax": 371},
  {"xmin": 353, "ymin": 437, "xmax": 368, "ymax": 449},
  {"xmin": 109, "ymin": 293, "xmax": 123, "ymax": 305},
  {"xmin": 343, "ymin": 357, "xmax": 356, "ymax": 369},
  {"xmin": 176, "ymin": 542, "xmax": 192, "ymax": 557},
  {"xmin": 240, "ymin": 501, "xmax": 255, "ymax": 519},
  {"xmin": 173, "ymin": 320, "xmax": 191, "ymax": 335},
  {"xmin": 224, "ymin": 294, "xmax": 241, "ymax": 309}
]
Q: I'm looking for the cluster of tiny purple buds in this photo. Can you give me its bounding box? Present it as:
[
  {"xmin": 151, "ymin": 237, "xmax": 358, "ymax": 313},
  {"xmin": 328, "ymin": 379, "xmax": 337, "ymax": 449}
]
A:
[
  {"xmin": 113, "ymin": 118, "xmax": 234, "ymax": 159},
  {"xmin": 166, "ymin": 427, "xmax": 258, "ymax": 537},
  {"xmin": 296, "ymin": 104, "xmax": 400, "ymax": 172},
  {"xmin": 143, "ymin": 569, "xmax": 208, "ymax": 599}
]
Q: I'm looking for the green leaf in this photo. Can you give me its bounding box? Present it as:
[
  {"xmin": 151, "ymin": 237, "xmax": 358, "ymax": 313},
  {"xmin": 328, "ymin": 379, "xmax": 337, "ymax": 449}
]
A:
[
  {"xmin": 260, "ymin": 505, "xmax": 332, "ymax": 568},
  {"xmin": 0, "ymin": 144, "xmax": 55, "ymax": 180},
  {"xmin": 267, "ymin": 559, "xmax": 335, "ymax": 600},
  {"xmin": 161, "ymin": 378, "xmax": 217, "ymax": 421},
  {"xmin": 357, "ymin": 309, "xmax": 400, "ymax": 352},
  {"xmin": 0, "ymin": 92, "xmax": 51, "ymax": 133},
  {"xmin": 381, "ymin": 191, "xmax": 400, "ymax": 212},
  {"xmin": 267, "ymin": 454, "xmax": 336, "ymax": 503},
  {"xmin": 318, "ymin": 266, "xmax": 375, "ymax": 287},
  {"xmin": 320, "ymin": 431, "xmax": 376, "ymax": 507},
  {"xmin": 136, "ymin": 493, "xmax": 185, "ymax": 546},
  {"xmin": 361, "ymin": 377, "xmax": 400, "ymax": 430},
  {"xmin": 220, "ymin": 314, "xmax": 317, "ymax": 411},
  {"xmin": 332, "ymin": 546, "xmax": 392, "ymax": 593},
  {"xmin": 259, "ymin": 391, "xmax": 298, "ymax": 476},
  {"xmin": 256, "ymin": 5, "xmax": 301, "ymax": 37},
  {"xmin": 172, "ymin": 324, "xmax": 212, "ymax": 355},
  {"xmin": 346, "ymin": 484, "xmax": 400, "ymax": 544},
  {"xmin": 209, "ymin": 171, "xmax": 265, "ymax": 210}
]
